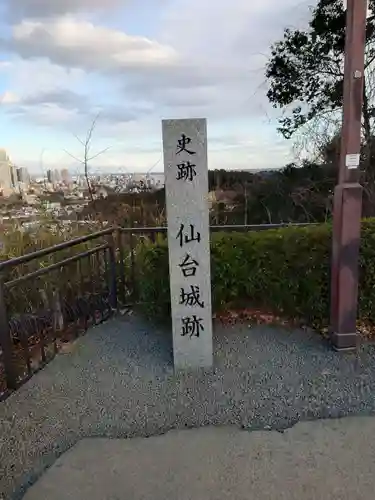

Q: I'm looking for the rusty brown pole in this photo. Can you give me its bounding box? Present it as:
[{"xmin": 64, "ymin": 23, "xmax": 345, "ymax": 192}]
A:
[{"xmin": 330, "ymin": 0, "xmax": 367, "ymax": 350}]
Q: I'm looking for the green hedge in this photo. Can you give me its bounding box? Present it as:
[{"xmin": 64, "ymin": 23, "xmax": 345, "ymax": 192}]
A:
[{"xmin": 136, "ymin": 220, "xmax": 375, "ymax": 329}]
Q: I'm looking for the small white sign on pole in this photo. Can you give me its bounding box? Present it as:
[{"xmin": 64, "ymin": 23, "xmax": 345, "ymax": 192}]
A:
[
  {"xmin": 162, "ymin": 118, "xmax": 213, "ymax": 369},
  {"xmin": 345, "ymin": 153, "xmax": 360, "ymax": 169}
]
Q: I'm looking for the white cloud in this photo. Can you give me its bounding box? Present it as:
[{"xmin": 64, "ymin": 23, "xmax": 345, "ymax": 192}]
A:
[
  {"xmin": 1, "ymin": 91, "xmax": 19, "ymax": 104},
  {"xmin": 3, "ymin": 0, "xmax": 124, "ymax": 20},
  {"xmin": 6, "ymin": 18, "xmax": 178, "ymax": 72},
  {"xmin": 0, "ymin": 58, "xmax": 87, "ymax": 125},
  {"xmin": 26, "ymin": 103, "xmax": 79, "ymax": 125},
  {"xmin": 0, "ymin": 56, "xmax": 154, "ymax": 128},
  {"xmin": 2, "ymin": 58, "xmax": 85, "ymax": 94},
  {"xmin": 1, "ymin": 84, "xmax": 152, "ymax": 127}
]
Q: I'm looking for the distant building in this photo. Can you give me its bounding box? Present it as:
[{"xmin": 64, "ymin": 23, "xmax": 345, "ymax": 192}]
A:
[
  {"xmin": 47, "ymin": 169, "xmax": 54, "ymax": 184},
  {"xmin": 128, "ymin": 172, "xmax": 165, "ymax": 190},
  {"xmin": 21, "ymin": 193, "xmax": 38, "ymax": 205},
  {"xmin": 147, "ymin": 172, "xmax": 165, "ymax": 188},
  {"xmin": 10, "ymin": 165, "xmax": 17, "ymax": 187},
  {"xmin": 77, "ymin": 176, "xmax": 86, "ymax": 187},
  {"xmin": 94, "ymin": 186, "xmax": 109, "ymax": 199},
  {"xmin": 17, "ymin": 167, "xmax": 30, "ymax": 185},
  {"xmin": 0, "ymin": 149, "xmax": 17, "ymax": 195},
  {"xmin": 61, "ymin": 168, "xmax": 71, "ymax": 185}
]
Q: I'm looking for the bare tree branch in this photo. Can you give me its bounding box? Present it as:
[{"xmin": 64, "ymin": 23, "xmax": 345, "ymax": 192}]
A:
[
  {"xmin": 65, "ymin": 113, "xmax": 110, "ymax": 204},
  {"xmin": 72, "ymin": 134, "xmax": 86, "ymax": 148},
  {"xmin": 87, "ymin": 147, "xmax": 111, "ymax": 162},
  {"xmin": 64, "ymin": 150, "xmax": 85, "ymax": 165}
]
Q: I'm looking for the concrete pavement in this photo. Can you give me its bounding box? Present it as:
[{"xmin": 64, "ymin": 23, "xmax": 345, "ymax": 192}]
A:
[{"xmin": 23, "ymin": 418, "xmax": 375, "ymax": 500}]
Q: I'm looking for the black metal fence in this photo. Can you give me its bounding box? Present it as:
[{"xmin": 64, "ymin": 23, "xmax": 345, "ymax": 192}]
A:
[{"xmin": 0, "ymin": 223, "xmax": 316, "ymax": 400}]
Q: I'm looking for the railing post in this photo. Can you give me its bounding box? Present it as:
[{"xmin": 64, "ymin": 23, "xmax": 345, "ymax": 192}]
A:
[
  {"xmin": 107, "ymin": 233, "xmax": 118, "ymax": 310},
  {"xmin": 117, "ymin": 228, "xmax": 126, "ymax": 305},
  {"xmin": 129, "ymin": 229, "xmax": 137, "ymax": 303},
  {"xmin": 0, "ymin": 275, "xmax": 18, "ymax": 390},
  {"xmin": 52, "ymin": 289, "xmax": 64, "ymax": 334}
]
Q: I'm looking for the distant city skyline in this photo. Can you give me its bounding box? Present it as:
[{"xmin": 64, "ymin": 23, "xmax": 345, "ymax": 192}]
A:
[
  {"xmin": 0, "ymin": 144, "xmax": 282, "ymax": 180},
  {"xmin": 7, "ymin": 154, "xmax": 284, "ymax": 176}
]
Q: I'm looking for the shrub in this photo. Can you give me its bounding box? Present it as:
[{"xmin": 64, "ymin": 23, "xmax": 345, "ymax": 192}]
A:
[
  {"xmin": 358, "ymin": 218, "xmax": 375, "ymax": 324},
  {"xmin": 0, "ymin": 223, "xmax": 110, "ymax": 317},
  {"xmin": 135, "ymin": 220, "xmax": 375, "ymax": 329},
  {"xmin": 136, "ymin": 235, "xmax": 170, "ymax": 319}
]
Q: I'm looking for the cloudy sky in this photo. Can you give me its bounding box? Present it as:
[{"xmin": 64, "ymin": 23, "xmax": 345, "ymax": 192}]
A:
[{"xmin": 0, "ymin": 0, "xmax": 312, "ymax": 174}]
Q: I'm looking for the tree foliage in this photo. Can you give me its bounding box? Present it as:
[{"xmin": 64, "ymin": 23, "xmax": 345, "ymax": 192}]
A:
[
  {"xmin": 80, "ymin": 190, "xmax": 166, "ymax": 226},
  {"xmin": 266, "ymin": 0, "xmax": 375, "ymax": 141},
  {"xmin": 209, "ymin": 165, "xmax": 336, "ymax": 225}
]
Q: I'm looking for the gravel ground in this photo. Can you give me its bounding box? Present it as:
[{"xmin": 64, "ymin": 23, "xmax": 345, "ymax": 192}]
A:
[{"xmin": 1, "ymin": 315, "xmax": 375, "ymax": 499}]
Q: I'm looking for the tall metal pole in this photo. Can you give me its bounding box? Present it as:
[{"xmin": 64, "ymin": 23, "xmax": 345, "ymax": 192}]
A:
[{"xmin": 330, "ymin": 0, "xmax": 367, "ymax": 350}]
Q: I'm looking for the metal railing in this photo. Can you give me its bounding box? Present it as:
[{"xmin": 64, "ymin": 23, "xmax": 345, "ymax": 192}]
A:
[
  {"xmin": 0, "ymin": 222, "xmax": 316, "ymax": 400},
  {"xmin": 0, "ymin": 228, "xmax": 119, "ymax": 399}
]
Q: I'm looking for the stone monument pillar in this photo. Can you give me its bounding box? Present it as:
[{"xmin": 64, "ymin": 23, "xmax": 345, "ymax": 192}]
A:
[{"xmin": 162, "ymin": 118, "xmax": 213, "ymax": 369}]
